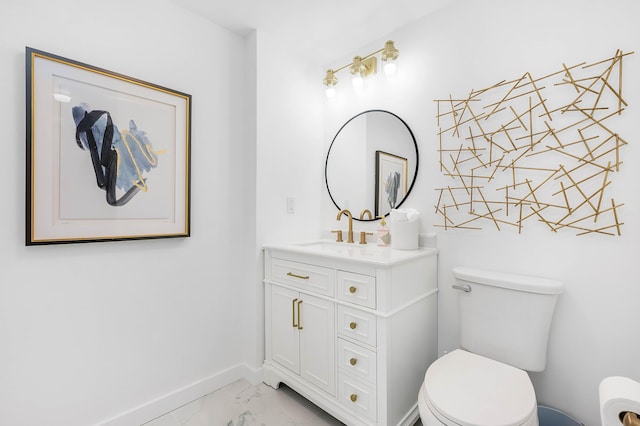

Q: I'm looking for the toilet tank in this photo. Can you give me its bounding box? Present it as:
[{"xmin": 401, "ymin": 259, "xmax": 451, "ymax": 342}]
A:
[{"xmin": 453, "ymin": 266, "xmax": 563, "ymax": 372}]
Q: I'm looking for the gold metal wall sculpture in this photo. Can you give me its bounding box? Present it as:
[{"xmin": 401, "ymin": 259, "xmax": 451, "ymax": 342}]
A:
[{"xmin": 434, "ymin": 50, "xmax": 633, "ymax": 236}]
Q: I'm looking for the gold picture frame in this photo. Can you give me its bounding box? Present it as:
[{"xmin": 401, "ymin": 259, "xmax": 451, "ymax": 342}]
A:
[{"xmin": 26, "ymin": 47, "xmax": 191, "ymax": 245}]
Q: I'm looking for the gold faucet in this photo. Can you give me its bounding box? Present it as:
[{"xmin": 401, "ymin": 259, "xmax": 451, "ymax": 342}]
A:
[
  {"xmin": 359, "ymin": 231, "xmax": 373, "ymax": 244},
  {"xmin": 359, "ymin": 209, "xmax": 373, "ymax": 220},
  {"xmin": 331, "ymin": 229, "xmax": 343, "ymax": 242},
  {"xmin": 357, "ymin": 210, "xmax": 374, "ymax": 244},
  {"xmin": 336, "ymin": 209, "xmax": 354, "ymax": 243}
]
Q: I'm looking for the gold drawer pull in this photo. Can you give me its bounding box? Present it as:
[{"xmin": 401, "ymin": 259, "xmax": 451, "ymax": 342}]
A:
[
  {"xmin": 292, "ymin": 298, "xmax": 298, "ymax": 328},
  {"xmin": 350, "ymin": 394, "xmax": 358, "ymax": 403},
  {"xmin": 350, "ymin": 357, "xmax": 358, "ymax": 366},
  {"xmin": 349, "ymin": 286, "xmax": 357, "ymax": 294},
  {"xmin": 349, "ymin": 322, "xmax": 357, "ymax": 330},
  {"xmin": 297, "ymin": 300, "xmax": 303, "ymax": 330},
  {"xmin": 287, "ymin": 272, "xmax": 309, "ymax": 280}
]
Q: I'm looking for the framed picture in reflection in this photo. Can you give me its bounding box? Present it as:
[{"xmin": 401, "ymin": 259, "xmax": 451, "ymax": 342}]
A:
[{"xmin": 375, "ymin": 150, "xmax": 408, "ymax": 217}]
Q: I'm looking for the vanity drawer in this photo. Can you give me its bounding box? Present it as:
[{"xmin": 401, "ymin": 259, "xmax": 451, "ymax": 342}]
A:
[
  {"xmin": 338, "ymin": 373, "xmax": 377, "ymax": 422},
  {"xmin": 271, "ymin": 258, "xmax": 335, "ymax": 297},
  {"xmin": 337, "ymin": 305, "xmax": 377, "ymax": 347},
  {"xmin": 337, "ymin": 338, "xmax": 377, "ymax": 385},
  {"xmin": 337, "ymin": 271, "xmax": 376, "ymax": 309}
]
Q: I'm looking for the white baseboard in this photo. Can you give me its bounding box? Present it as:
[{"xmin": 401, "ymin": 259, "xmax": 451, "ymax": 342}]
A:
[{"xmin": 94, "ymin": 363, "xmax": 264, "ymax": 426}]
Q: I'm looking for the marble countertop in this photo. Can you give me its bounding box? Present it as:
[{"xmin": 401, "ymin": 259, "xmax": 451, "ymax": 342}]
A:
[{"xmin": 263, "ymin": 240, "xmax": 437, "ymax": 266}]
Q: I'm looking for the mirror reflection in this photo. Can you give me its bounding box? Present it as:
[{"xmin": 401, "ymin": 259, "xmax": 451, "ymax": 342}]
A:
[{"xmin": 325, "ymin": 110, "xmax": 418, "ymax": 220}]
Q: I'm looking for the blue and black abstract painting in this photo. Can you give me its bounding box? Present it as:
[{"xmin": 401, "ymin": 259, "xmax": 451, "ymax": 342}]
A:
[
  {"xmin": 72, "ymin": 104, "xmax": 163, "ymax": 206},
  {"xmin": 385, "ymin": 171, "xmax": 401, "ymax": 209}
]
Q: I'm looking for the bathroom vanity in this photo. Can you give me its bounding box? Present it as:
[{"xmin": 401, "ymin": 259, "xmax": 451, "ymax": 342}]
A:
[{"xmin": 263, "ymin": 241, "xmax": 438, "ymax": 426}]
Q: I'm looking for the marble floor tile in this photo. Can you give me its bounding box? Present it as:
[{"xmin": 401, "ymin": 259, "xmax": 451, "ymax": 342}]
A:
[
  {"xmin": 144, "ymin": 379, "xmax": 423, "ymax": 426},
  {"xmin": 143, "ymin": 379, "xmax": 345, "ymax": 426}
]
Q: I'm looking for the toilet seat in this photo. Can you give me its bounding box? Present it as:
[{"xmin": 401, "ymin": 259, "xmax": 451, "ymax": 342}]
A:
[{"xmin": 422, "ymin": 349, "xmax": 538, "ymax": 426}]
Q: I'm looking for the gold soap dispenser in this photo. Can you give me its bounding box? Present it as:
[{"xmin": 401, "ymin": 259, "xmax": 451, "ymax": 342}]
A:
[{"xmin": 377, "ymin": 216, "xmax": 391, "ymax": 246}]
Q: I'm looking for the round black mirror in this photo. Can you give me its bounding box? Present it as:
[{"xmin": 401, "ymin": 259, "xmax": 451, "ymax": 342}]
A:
[{"xmin": 325, "ymin": 110, "xmax": 418, "ymax": 220}]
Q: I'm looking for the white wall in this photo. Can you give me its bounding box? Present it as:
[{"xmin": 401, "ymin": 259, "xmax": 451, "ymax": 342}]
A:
[
  {"xmin": 322, "ymin": 1, "xmax": 640, "ymax": 424},
  {"xmin": 253, "ymin": 29, "xmax": 326, "ymax": 365},
  {"xmin": 0, "ymin": 1, "xmax": 252, "ymax": 425},
  {"xmin": 255, "ymin": 29, "xmax": 325, "ymax": 247}
]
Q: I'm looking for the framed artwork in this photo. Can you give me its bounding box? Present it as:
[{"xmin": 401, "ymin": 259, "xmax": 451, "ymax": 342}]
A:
[
  {"xmin": 26, "ymin": 47, "xmax": 191, "ymax": 245},
  {"xmin": 375, "ymin": 150, "xmax": 408, "ymax": 217}
]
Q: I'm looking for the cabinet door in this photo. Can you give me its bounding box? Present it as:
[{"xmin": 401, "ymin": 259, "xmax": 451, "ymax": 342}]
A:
[
  {"xmin": 299, "ymin": 294, "xmax": 335, "ymax": 395},
  {"xmin": 270, "ymin": 285, "xmax": 300, "ymax": 374}
]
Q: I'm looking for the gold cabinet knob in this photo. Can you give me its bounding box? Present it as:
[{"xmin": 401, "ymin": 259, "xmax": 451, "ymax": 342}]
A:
[
  {"xmin": 350, "ymin": 394, "xmax": 358, "ymax": 402},
  {"xmin": 349, "ymin": 322, "xmax": 357, "ymax": 330},
  {"xmin": 349, "ymin": 286, "xmax": 357, "ymax": 294},
  {"xmin": 350, "ymin": 357, "xmax": 358, "ymax": 366}
]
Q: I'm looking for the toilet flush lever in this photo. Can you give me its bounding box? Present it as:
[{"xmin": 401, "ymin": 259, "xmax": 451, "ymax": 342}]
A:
[{"xmin": 453, "ymin": 283, "xmax": 472, "ymax": 293}]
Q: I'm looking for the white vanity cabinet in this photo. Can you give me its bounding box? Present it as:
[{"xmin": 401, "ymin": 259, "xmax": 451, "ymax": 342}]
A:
[
  {"xmin": 263, "ymin": 242, "xmax": 438, "ymax": 426},
  {"xmin": 269, "ymin": 273, "xmax": 336, "ymax": 395}
]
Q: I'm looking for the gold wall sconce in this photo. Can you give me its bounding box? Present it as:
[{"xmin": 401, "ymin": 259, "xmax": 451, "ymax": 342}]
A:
[{"xmin": 323, "ymin": 40, "xmax": 399, "ymax": 98}]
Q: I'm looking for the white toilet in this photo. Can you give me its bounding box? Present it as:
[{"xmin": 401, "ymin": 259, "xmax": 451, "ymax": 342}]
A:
[{"xmin": 418, "ymin": 266, "xmax": 563, "ymax": 426}]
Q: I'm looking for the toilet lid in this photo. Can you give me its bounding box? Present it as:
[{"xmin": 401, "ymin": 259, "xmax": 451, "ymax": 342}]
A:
[{"xmin": 424, "ymin": 349, "xmax": 537, "ymax": 426}]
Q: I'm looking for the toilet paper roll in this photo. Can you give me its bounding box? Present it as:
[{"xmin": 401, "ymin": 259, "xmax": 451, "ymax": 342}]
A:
[{"xmin": 600, "ymin": 376, "xmax": 640, "ymax": 426}]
